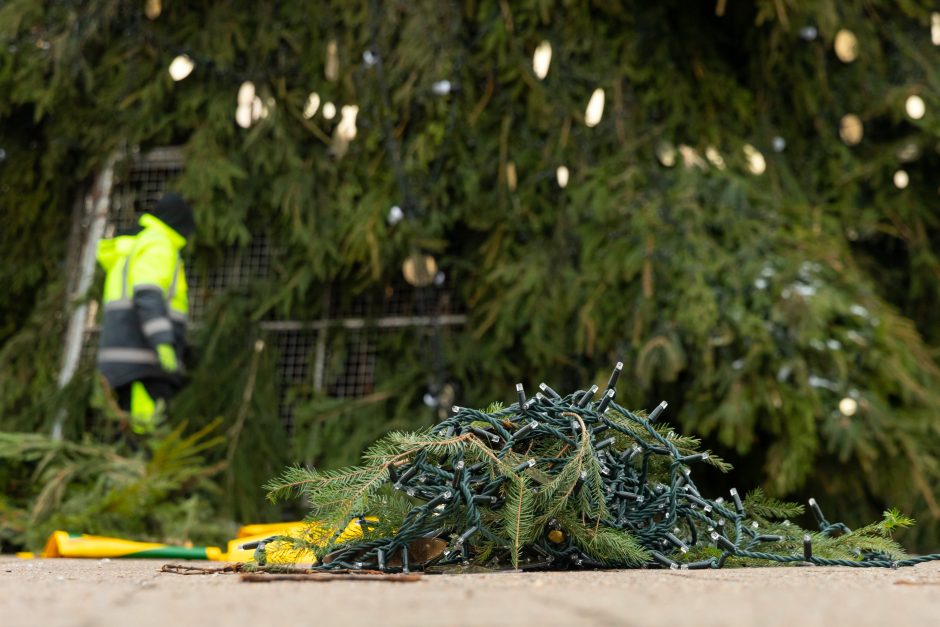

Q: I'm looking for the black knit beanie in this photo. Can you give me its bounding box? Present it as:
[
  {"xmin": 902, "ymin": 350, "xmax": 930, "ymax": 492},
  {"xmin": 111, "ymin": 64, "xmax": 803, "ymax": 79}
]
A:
[{"xmin": 152, "ymin": 192, "xmax": 196, "ymax": 238}]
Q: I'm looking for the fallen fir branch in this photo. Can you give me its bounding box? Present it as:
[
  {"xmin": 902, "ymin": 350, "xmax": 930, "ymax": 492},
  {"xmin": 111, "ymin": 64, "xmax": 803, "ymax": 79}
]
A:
[{"xmin": 265, "ymin": 364, "xmax": 940, "ymax": 572}]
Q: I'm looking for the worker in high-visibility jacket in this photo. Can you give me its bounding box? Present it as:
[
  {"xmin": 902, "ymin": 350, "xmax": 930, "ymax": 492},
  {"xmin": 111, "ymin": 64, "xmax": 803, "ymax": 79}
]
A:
[{"xmin": 96, "ymin": 193, "xmax": 195, "ymax": 434}]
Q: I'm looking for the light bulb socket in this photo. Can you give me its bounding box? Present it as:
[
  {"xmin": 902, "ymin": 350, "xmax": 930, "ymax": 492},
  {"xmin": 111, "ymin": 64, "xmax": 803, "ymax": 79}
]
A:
[
  {"xmin": 648, "ymin": 401, "xmax": 668, "ymax": 422},
  {"xmin": 808, "ymin": 498, "xmax": 826, "ymax": 527},
  {"xmin": 456, "ymin": 526, "xmax": 478, "ymax": 546},
  {"xmin": 684, "ymin": 493, "xmax": 711, "ymax": 509},
  {"xmin": 620, "ymin": 445, "xmax": 641, "ymax": 463},
  {"xmin": 377, "ymin": 548, "xmax": 386, "ymax": 571},
  {"xmin": 451, "ymin": 461, "xmax": 464, "ymax": 488},
  {"xmin": 729, "ymin": 488, "xmax": 745, "ymax": 516},
  {"xmin": 395, "ymin": 465, "xmax": 419, "ymax": 488},
  {"xmin": 539, "ymin": 382, "xmax": 561, "ymax": 400},
  {"xmin": 680, "ymin": 559, "xmax": 715, "ymax": 570},
  {"xmin": 425, "ymin": 490, "xmax": 452, "ymax": 509},
  {"xmin": 605, "ymin": 362, "xmax": 624, "ymax": 393},
  {"xmin": 514, "ymin": 459, "xmax": 536, "ymax": 472},
  {"xmin": 712, "ymin": 531, "xmax": 736, "ymax": 553},
  {"xmin": 577, "ymin": 385, "xmax": 598, "ymax": 408},
  {"xmin": 513, "ymin": 420, "xmax": 539, "ymax": 440},
  {"xmin": 594, "ymin": 437, "xmax": 616, "ymax": 451},
  {"xmin": 470, "ymin": 427, "xmax": 500, "ymax": 445},
  {"xmin": 472, "ymin": 495, "xmax": 498, "ymax": 505},
  {"xmin": 650, "ymin": 550, "xmax": 679, "ymax": 569}
]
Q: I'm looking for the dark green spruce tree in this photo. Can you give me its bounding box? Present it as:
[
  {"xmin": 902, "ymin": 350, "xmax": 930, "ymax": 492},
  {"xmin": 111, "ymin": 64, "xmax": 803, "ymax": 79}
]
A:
[{"xmin": 1, "ymin": 1, "xmax": 939, "ymax": 550}]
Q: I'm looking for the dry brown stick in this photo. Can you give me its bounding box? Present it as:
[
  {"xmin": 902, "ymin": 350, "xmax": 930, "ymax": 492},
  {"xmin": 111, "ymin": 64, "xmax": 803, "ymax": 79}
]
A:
[
  {"xmin": 160, "ymin": 563, "xmax": 243, "ymax": 575},
  {"xmin": 240, "ymin": 572, "xmax": 422, "ymax": 583},
  {"xmin": 895, "ymin": 579, "xmax": 940, "ymax": 586}
]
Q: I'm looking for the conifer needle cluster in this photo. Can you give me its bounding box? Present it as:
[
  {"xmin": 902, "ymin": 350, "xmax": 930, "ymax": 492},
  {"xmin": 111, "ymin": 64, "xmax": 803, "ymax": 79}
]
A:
[{"xmin": 265, "ymin": 366, "xmax": 936, "ymax": 572}]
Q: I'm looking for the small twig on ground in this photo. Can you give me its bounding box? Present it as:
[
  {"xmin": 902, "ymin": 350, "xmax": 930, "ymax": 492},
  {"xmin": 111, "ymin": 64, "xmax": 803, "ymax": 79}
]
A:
[
  {"xmin": 894, "ymin": 579, "xmax": 940, "ymax": 586},
  {"xmin": 160, "ymin": 563, "xmax": 244, "ymax": 575}
]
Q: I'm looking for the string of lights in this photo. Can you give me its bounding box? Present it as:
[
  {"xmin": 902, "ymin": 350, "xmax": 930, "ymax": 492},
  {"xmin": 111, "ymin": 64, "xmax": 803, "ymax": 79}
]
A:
[{"xmin": 263, "ymin": 362, "xmax": 940, "ymax": 572}]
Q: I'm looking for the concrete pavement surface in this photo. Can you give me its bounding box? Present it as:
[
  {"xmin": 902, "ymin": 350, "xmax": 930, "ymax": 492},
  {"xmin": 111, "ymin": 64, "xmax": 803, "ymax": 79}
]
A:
[{"xmin": 2, "ymin": 557, "xmax": 939, "ymax": 626}]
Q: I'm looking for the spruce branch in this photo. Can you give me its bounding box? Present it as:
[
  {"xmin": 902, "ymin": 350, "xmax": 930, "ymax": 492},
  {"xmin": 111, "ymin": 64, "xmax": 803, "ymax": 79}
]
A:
[{"xmin": 264, "ymin": 374, "xmax": 940, "ymax": 572}]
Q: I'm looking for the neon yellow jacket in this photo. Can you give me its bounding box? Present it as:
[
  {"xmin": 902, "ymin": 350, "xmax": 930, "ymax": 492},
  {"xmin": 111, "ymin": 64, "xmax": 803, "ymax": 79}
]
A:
[{"xmin": 96, "ymin": 214, "xmax": 189, "ymax": 388}]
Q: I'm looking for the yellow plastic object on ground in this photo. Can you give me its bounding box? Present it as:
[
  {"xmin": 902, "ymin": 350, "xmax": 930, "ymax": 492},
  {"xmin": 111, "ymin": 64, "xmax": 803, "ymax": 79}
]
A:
[
  {"xmin": 226, "ymin": 518, "xmax": 376, "ymax": 564},
  {"xmin": 41, "ymin": 531, "xmax": 224, "ymax": 560},
  {"xmin": 27, "ymin": 519, "xmax": 375, "ymax": 563},
  {"xmin": 235, "ymin": 521, "xmax": 307, "ymax": 539}
]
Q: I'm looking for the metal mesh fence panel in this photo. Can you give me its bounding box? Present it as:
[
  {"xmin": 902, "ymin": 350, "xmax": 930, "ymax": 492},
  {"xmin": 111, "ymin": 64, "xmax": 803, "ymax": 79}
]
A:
[{"xmin": 73, "ymin": 147, "xmax": 464, "ymax": 425}]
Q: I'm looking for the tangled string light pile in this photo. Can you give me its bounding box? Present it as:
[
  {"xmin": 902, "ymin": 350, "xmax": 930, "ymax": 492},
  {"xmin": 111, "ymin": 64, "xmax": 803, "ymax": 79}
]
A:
[{"xmin": 264, "ymin": 363, "xmax": 940, "ymax": 572}]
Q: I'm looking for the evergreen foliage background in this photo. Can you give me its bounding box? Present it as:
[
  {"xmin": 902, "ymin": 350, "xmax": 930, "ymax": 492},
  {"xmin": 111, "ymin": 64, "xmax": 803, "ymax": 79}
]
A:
[{"xmin": 1, "ymin": 1, "xmax": 938, "ymax": 550}]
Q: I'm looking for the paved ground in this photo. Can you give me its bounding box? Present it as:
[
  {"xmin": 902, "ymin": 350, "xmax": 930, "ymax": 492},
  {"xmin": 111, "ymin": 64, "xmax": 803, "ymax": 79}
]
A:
[{"xmin": 2, "ymin": 557, "xmax": 940, "ymax": 627}]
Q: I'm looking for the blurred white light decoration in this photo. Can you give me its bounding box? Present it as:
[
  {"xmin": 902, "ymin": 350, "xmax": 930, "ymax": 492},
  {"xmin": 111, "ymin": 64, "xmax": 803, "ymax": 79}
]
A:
[
  {"xmin": 145, "ymin": 0, "xmax": 162, "ymax": 20},
  {"xmin": 303, "ymin": 92, "xmax": 321, "ymax": 119},
  {"xmin": 556, "ymin": 165, "xmax": 570, "ymax": 188},
  {"xmin": 168, "ymin": 55, "xmax": 194, "ymax": 81},
  {"xmin": 325, "ymin": 40, "xmax": 339, "ymax": 81},
  {"xmin": 363, "ymin": 49, "xmax": 378, "ymax": 66},
  {"xmin": 678, "ymin": 145, "xmax": 706, "ymax": 169},
  {"xmin": 743, "ymin": 144, "xmax": 766, "ymax": 175},
  {"xmin": 897, "ymin": 142, "xmax": 919, "ymax": 162},
  {"xmin": 431, "ymin": 80, "xmax": 452, "ymax": 96},
  {"xmin": 433, "ymin": 271, "xmax": 446, "ymax": 287},
  {"xmin": 238, "ymin": 81, "xmax": 255, "ymax": 107},
  {"xmin": 585, "ymin": 88, "xmax": 605, "ymax": 127},
  {"xmin": 235, "ymin": 106, "xmax": 252, "ymax": 129},
  {"xmin": 905, "ymin": 95, "xmax": 925, "ymax": 120},
  {"xmin": 893, "ymin": 170, "xmax": 909, "ymax": 189},
  {"xmin": 337, "ymin": 105, "xmax": 359, "ymax": 140},
  {"xmin": 932, "ymin": 13, "xmax": 940, "ymax": 46},
  {"xmin": 235, "ymin": 81, "xmax": 256, "ymax": 129},
  {"xmin": 402, "ymin": 254, "xmax": 438, "ymax": 287},
  {"xmin": 705, "ymin": 146, "xmax": 726, "ymax": 169},
  {"xmin": 839, "ymin": 114, "xmax": 863, "ymax": 145},
  {"xmin": 838, "ymin": 397, "xmax": 858, "ymax": 417},
  {"xmin": 251, "ymin": 96, "xmax": 263, "ymax": 121},
  {"xmin": 533, "ymin": 40, "xmax": 552, "ymax": 80},
  {"xmin": 322, "ymin": 102, "xmax": 337, "ymax": 120},
  {"xmin": 772, "ymin": 136, "xmax": 786, "ymax": 152},
  {"xmin": 506, "ymin": 161, "xmax": 518, "ymax": 191},
  {"xmin": 656, "ymin": 142, "xmax": 677, "ymax": 167},
  {"xmin": 387, "ymin": 205, "xmax": 404, "ymax": 225},
  {"xmin": 798, "ymin": 26, "xmax": 818, "ymax": 41},
  {"xmin": 423, "ymin": 393, "xmax": 438, "ymax": 407},
  {"xmin": 834, "ymin": 29, "xmax": 858, "ymax": 63}
]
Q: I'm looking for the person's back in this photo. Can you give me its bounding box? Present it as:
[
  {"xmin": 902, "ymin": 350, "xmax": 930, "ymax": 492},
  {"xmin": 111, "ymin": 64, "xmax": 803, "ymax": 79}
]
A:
[{"xmin": 96, "ymin": 193, "xmax": 195, "ymax": 434}]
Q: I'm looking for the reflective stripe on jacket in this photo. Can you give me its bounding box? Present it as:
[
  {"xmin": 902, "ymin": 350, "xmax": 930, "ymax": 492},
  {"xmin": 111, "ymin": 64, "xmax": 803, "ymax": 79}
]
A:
[{"xmin": 96, "ymin": 214, "xmax": 189, "ymax": 388}]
